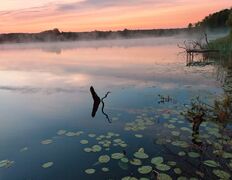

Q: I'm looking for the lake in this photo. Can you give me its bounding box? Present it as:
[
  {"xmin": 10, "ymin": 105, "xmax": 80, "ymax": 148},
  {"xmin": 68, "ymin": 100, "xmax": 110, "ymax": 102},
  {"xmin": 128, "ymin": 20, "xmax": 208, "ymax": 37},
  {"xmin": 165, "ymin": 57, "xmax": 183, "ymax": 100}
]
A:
[{"xmin": 0, "ymin": 37, "xmax": 231, "ymax": 180}]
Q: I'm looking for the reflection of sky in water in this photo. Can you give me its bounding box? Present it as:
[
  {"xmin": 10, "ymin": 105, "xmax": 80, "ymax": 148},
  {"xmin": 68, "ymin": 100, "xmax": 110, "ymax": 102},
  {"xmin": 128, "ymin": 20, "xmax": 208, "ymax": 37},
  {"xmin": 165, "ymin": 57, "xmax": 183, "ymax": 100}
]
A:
[{"xmin": 0, "ymin": 37, "xmax": 225, "ymax": 179}]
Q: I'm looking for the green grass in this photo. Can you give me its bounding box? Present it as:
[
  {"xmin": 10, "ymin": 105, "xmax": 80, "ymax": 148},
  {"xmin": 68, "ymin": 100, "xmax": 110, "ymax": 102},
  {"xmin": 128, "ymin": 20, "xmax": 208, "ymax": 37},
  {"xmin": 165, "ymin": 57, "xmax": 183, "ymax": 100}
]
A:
[{"xmin": 208, "ymin": 31, "xmax": 232, "ymax": 58}]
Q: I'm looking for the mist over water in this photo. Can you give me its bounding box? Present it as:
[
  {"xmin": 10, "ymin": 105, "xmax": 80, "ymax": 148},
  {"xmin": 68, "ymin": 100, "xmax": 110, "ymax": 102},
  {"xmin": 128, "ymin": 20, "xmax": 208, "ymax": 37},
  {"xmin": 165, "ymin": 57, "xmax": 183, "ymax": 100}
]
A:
[{"xmin": 0, "ymin": 35, "xmax": 229, "ymax": 180}]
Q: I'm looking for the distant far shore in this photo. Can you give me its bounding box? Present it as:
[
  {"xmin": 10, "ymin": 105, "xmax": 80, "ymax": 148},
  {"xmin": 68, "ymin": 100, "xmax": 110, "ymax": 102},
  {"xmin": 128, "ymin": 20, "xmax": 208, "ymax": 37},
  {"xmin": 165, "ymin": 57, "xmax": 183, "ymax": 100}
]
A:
[{"xmin": 0, "ymin": 27, "xmax": 229, "ymax": 44}]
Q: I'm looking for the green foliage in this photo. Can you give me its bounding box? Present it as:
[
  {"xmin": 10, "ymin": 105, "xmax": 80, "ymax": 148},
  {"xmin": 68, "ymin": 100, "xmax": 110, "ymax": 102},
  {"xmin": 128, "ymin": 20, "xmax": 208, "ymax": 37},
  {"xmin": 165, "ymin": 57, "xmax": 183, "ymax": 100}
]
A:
[
  {"xmin": 208, "ymin": 34, "xmax": 232, "ymax": 58},
  {"xmin": 188, "ymin": 23, "xmax": 193, "ymax": 29},
  {"xmin": 200, "ymin": 9, "xmax": 231, "ymax": 29},
  {"xmin": 227, "ymin": 12, "xmax": 232, "ymax": 28},
  {"xmin": 183, "ymin": 95, "xmax": 232, "ymax": 124},
  {"xmin": 190, "ymin": 8, "xmax": 232, "ymax": 29}
]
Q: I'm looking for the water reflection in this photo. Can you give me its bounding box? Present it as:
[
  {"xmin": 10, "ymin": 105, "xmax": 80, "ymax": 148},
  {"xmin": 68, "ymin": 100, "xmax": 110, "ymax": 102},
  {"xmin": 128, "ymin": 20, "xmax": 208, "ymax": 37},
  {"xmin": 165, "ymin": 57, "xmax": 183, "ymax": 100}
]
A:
[
  {"xmin": 0, "ymin": 38, "xmax": 230, "ymax": 180},
  {"xmin": 90, "ymin": 86, "xmax": 111, "ymax": 123}
]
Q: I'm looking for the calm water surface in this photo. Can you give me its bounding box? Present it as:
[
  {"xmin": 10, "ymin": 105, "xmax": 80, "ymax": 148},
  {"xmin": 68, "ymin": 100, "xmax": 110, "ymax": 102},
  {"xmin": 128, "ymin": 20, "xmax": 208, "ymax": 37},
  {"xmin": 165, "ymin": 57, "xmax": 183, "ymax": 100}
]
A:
[{"xmin": 0, "ymin": 37, "xmax": 231, "ymax": 180}]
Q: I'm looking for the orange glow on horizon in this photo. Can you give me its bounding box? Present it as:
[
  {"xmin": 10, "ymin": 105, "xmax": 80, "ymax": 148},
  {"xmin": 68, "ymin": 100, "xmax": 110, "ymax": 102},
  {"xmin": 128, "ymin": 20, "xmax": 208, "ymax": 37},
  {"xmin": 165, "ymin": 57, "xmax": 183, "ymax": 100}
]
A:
[{"xmin": 0, "ymin": 0, "xmax": 231, "ymax": 33}]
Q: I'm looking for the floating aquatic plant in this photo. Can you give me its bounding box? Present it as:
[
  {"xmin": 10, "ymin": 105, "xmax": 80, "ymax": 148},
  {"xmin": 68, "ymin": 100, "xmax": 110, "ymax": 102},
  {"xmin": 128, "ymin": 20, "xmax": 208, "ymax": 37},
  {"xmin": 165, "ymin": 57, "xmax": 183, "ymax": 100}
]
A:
[
  {"xmin": 133, "ymin": 148, "xmax": 149, "ymax": 159},
  {"xmin": 57, "ymin": 130, "xmax": 66, "ymax": 135},
  {"xmin": 121, "ymin": 176, "xmax": 138, "ymax": 180},
  {"xmin": 178, "ymin": 151, "xmax": 186, "ymax": 156},
  {"xmin": 151, "ymin": 157, "xmax": 163, "ymax": 165},
  {"xmin": 155, "ymin": 163, "xmax": 171, "ymax": 171},
  {"xmin": 65, "ymin": 132, "xmax": 76, "ymax": 137},
  {"xmin": 124, "ymin": 115, "xmax": 155, "ymax": 132},
  {"xmin": 42, "ymin": 162, "xmax": 53, "ymax": 168},
  {"xmin": 171, "ymin": 131, "xmax": 180, "ymax": 136},
  {"xmin": 92, "ymin": 145, "xmax": 102, "ymax": 152},
  {"xmin": 20, "ymin": 147, "xmax": 28, "ymax": 152},
  {"xmin": 80, "ymin": 140, "xmax": 89, "ymax": 145},
  {"xmin": 101, "ymin": 167, "xmax": 109, "ymax": 172},
  {"xmin": 213, "ymin": 169, "xmax": 231, "ymax": 179},
  {"xmin": 138, "ymin": 165, "xmax": 152, "ymax": 174},
  {"xmin": 167, "ymin": 161, "xmax": 176, "ymax": 166},
  {"xmin": 85, "ymin": 168, "xmax": 96, "ymax": 174},
  {"xmin": 84, "ymin": 148, "xmax": 92, "ymax": 153},
  {"xmin": 88, "ymin": 134, "xmax": 96, "ymax": 138},
  {"xmin": 174, "ymin": 168, "xmax": 182, "ymax": 174},
  {"xmin": 98, "ymin": 155, "xmax": 110, "ymax": 163},
  {"xmin": 135, "ymin": 134, "xmax": 143, "ymax": 138},
  {"xmin": 158, "ymin": 173, "xmax": 172, "ymax": 180},
  {"xmin": 111, "ymin": 153, "xmax": 124, "ymax": 160},
  {"xmin": 130, "ymin": 158, "xmax": 142, "ymax": 166},
  {"xmin": 41, "ymin": 139, "xmax": 53, "ymax": 145},
  {"xmin": 203, "ymin": 160, "xmax": 219, "ymax": 167},
  {"xmin": 188, "ymin": 152, "xmax": 200, "ymax": 158},
  {"xmin": 0, "ymin": 160, "xmax": 14, "ymax": 168},
  {"xmin": 120, "ymin": 157, "xmax": 129, "ymax": 163}
]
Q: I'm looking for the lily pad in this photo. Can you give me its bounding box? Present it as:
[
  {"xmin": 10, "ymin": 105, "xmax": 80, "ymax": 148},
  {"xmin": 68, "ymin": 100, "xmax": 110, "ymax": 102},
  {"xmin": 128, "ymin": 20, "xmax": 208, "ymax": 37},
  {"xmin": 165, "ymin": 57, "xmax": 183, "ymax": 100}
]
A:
[
  {"xmin": 98, "ymin": 155, "xmax": 110, "ymax": 163},
  {"xmin": 0, "ymin": 160, "xmax": 14, "ymax": 168},
  {"xmin": 213, "ymin": 169, "xmax": 231, "ymax": 179},
  {"xmin": 121, "ymin": 158, "xmax": 129, "ymax": 163},
  {"xmin": 151, "ymin": 157, "xmax": 164, "ymax": 165},
  {"xmin": 130, "ymin": 158, "xmax": 142, "ymax": 166},
  {"xmin": 135, "ymin": 134, "xmax": 143, "ymax": 138},
  {"xmin": 167, "ymin": 124, "xmax": 175, "ymax": 129},
  {"xmin": 57, "ymin": 130, "xmax": 66, "ymax": 135},
  {"xmin": 155, "ymin": 164, "xmax": 171, "ymax": 171},
  {"xmin": 66, "ymin": 132, "xmax": 76, "ymax": 137},
  {"xmin": 171, "ymin": 131, "xmax": 180, "ymax": 136},
  {"xmin": 203, "ymin": 160, "xmax": 219, "ymax": 167},
  {"xmin": 167, "ymin": 161, "xmax": 176, "ymax": 166},
  {"xmin": 85, "ymin": 168, "xmax": 96, "ymax": 174},
  {"xmin": 178, "ymin": 151, "xmax": 186, "ymax": 156},
  {"xmin": 80, "ymin": 140, "xmax": 88, "ymax": 145},
  {"xmin": 188, "ymin": 152, "xmax": 200, "ymax": 158},
  {"xmin": 92, "ymin": 145, "xmax": 102, "ymax": 152},
  {"xmin": 122, "ymin": 177, "xmax": 138, "ymax": 180},
  {"xmin": 41, "ymin": 139, "xmax": 53, "ymax": 145},
  {"xmin": 222, "ymin": 152, "xmax": 232, "ymax": 159},
  {"xmin": 111, "ymin": 153, "xmax": 124, "ymax": 160},
  {"xmin": 134, "ymin": 148, "xmax": 149, "ymax": 159},
  {"xmin": 138, "ymin": 166, "xmax": 152, "ymax": 174},
  {"xmin": 42, "ymin": 162, "xmax": 53, "ymax": 168},
  {"xmin": 102, "ymin": 167, "xmax": 109, "ymax": 172},
  {"xmin": 119, "ymin": 143, "xmax": 128, "ymax": 148},
  {"xmin": 20, "ymin": 147, "xmax": 28, "ymax": 152},
  {"xmin": 88, "ymin": 134, "xmax": 96, "ymax": 138},
  {"xmin": 134, "ymin": 151, "xmax": 149, "ymax": 159},
  {"xmin": 118, "ymin": 161, "xmax": 128, "ymax": 170},
  {"xmin": 84, "ymin": 148, "xmax": 92, "ymax": 153},
  {"xmin": 158, "ymin": 173, "xmax": 172, "ymax": 180},
  {"xmin": 174, "ymin": 168, "xmax": 182, "ymax": 174}
]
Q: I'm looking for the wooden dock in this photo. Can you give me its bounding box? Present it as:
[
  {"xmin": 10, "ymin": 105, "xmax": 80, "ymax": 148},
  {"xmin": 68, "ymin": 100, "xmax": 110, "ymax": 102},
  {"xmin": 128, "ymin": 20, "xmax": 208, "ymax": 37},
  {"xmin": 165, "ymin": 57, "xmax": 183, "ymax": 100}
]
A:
[{"xmin": 186, "ymin": 49, "xmax": 219, "ymax": 66}]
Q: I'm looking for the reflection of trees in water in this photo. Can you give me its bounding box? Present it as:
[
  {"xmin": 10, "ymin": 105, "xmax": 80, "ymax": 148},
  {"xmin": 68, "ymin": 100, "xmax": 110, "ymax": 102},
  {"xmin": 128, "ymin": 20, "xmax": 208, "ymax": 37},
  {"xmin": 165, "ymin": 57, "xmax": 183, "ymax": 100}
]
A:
[{"xmin": 183, "ymin": 53, "xmax": 232, "ymax": 152}]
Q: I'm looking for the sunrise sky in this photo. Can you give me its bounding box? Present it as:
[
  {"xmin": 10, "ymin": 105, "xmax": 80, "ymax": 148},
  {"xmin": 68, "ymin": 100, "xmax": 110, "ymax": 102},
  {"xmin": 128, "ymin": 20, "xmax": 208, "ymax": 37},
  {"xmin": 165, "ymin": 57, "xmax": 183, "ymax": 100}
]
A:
[{"xmin": 0, "ymin": 0, "xmax": 231, "ymax": 33}]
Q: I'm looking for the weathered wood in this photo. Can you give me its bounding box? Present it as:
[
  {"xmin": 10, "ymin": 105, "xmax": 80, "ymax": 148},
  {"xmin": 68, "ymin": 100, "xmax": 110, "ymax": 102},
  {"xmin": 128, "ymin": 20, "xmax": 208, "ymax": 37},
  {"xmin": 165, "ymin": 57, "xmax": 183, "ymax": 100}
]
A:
[{"xmin": 186, "ymin": 49, "xmax": 219, "ymax": 53}]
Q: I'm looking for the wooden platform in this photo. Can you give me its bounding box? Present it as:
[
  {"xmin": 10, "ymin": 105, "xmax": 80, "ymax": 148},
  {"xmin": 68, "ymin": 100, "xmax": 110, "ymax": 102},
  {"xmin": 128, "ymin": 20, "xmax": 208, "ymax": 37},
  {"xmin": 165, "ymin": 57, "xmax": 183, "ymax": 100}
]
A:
[
  {"xmin": 186, "ymin": 49, "xmax": 219, "ymax": 53},
  {"xmin": 186, "ymin": 49, "xmax": 219, "ymax": 66}
]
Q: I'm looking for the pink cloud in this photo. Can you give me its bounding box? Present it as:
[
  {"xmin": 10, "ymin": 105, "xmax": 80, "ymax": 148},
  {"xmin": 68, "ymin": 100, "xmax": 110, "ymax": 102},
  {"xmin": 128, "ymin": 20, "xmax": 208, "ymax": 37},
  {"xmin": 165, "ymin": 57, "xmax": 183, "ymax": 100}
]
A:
[{"xmin": 0, "ymin": 0, "xmax": 231, "ymax": 33}]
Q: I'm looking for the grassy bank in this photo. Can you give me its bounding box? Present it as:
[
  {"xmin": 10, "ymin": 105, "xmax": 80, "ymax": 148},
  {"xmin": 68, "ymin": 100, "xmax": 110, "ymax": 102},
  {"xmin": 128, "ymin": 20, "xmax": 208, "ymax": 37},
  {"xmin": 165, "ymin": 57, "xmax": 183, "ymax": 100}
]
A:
[{"xmin": 208, "ymin": 31, "xmax": 232, "ymax": 59}]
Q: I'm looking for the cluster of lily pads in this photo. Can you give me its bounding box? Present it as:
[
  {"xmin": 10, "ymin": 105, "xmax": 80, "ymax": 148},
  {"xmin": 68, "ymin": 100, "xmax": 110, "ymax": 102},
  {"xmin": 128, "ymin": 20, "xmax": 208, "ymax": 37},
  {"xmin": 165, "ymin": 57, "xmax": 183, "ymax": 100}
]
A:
[
  {"xmin": 84, "ymin": 146, "xmax": 200, "ymax": 180},
  {"xmin": 80, "ymin": 132, "xmax": 127, "ymax": 153},
  {"xmin": 1, "ymin": 105, "xmax": 231, "ymax": 180},
  {"xmin": 124, "ymin": 114, "xmax": 155, "ymax": 132}
]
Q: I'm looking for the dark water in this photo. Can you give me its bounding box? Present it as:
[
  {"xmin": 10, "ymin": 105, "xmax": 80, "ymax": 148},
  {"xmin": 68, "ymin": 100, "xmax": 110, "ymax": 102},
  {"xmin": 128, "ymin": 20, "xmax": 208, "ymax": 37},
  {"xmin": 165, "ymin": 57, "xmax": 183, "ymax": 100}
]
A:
[{"xmin": 0, "ymin": 37, "xmax": 231, "ymax": 180}]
